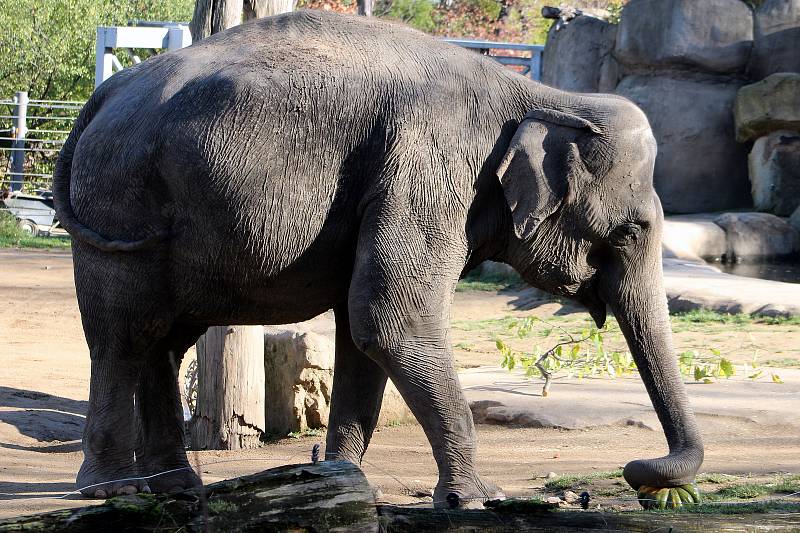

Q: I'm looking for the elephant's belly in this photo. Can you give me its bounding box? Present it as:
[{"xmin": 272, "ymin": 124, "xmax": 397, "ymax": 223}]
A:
[{"xmin": 170, "ymin": 225, "xmax": 357, "ymax": 327}]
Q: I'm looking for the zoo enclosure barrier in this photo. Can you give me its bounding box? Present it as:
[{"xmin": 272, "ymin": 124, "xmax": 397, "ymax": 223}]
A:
[{"xmin": 0, "ymin": 92, "xmax": 83, "ymax": 235}]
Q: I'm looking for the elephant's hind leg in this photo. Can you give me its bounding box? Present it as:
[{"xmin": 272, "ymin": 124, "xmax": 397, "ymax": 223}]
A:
[
  {"xmin": 73, "ymin": 245, "xmax": 177, "ymax": 498},
  {"xmin": 325, "ymin": 303, "xmax": 389, "ymax": 464},
  {"xmin": 134, "ymin": 324, "xmax": 206, "ymax": 493}
]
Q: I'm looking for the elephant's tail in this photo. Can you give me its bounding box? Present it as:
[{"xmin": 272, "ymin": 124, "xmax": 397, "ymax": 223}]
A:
[{"xmin": 53, "ymin": 86, "xmax": 169, "ymax": 253}]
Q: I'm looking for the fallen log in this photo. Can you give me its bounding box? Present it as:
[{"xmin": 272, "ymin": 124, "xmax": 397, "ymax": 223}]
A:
[
  {"xmin": 1, "ymin": 462, "xmax": 798, "ymax": 532},
  {"xmin": 0, "ymin": 461, "xmax": 378, "ymax": 532}
]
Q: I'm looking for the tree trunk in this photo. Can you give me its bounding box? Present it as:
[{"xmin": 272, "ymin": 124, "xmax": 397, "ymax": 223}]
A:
[
  {"xmin": 358, "ymin": 0, "xmax": 373, "ymax": 17},
  {"xmin": 244, "ymin": 0, "xmax": 296, "ymax": 19},
  {"xmin": 189, "ymin": 325, "xmax": 266, "ymax": 449},
  {"xmin": 190, "ymin": 0, "xmax": 243, "ymax": 42},
  {"xmin": 189, "ymin": 0, "xmax": 296, "ymax": 451}
]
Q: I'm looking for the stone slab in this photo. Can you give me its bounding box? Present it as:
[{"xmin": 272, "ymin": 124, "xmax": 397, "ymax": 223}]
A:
[
  {"xmin": 662, "ymin": 258, "xmax": 800, "ymax": 316},
  {"xmin": 461, "ymin": 366, "xmax": 800, "ymax": 431},
  {"xmin": 662, "ymin": 214, "xmax": 727, "ymax": 261}
]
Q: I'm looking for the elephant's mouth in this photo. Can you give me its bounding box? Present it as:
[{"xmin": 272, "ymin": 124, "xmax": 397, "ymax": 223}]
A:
[{"xmin": 576, "ymin": 280, "xmax": 607, "ymax": 328}]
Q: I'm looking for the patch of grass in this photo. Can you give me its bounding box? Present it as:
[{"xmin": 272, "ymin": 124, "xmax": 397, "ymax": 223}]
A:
[
  {"xmin": 672, "ymin": 500, "xmax": 800, "ymax": 514},
  {"xmin": 207, "ymin": 500, "xmax": 239, "ymax": 514},
  {"xmin": 456, "ymin": 269, "xmax": 525, "ymax": 292},
  {"xmin": 451, "ymin": 316, "xmax": 518, "ymax": 332},
  {"xmin": 287, "ymin": 428, "xmax": 322, "ymax": 439},
  {"xmin": 712, "ymin": 475, "xmax": 800, "ymax": 500},
  {"xmin": 543, "ymin": 470, "xmax": 624, "ymax": 491},
  {"xmin": 764, "ymin": 358, "xmax": 800, "ymax": 368},
  {"xmin": 696, "ymin": 472, "xmax": 739, "ymax": 484},
  {"xmin": 0, "ymin": 211, "xmax": 71, "ymax": 249},
  {"xmin": 671, "ymin": 309, "xmax": 800, "ymax": 326}
]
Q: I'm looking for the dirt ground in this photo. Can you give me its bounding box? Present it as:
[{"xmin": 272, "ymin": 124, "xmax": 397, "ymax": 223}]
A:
[{"xmin": 1, "ymin": 249, "xmax": 798, "ymax": 519}]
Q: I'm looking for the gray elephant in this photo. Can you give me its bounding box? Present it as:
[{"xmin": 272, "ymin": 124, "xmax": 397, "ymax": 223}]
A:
[{"xmin": 54, "ymin": 10, "xmax": 703, "ymax": 507}]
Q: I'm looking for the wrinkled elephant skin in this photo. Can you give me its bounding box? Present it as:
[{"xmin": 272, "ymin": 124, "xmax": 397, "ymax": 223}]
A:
[{"xmin": 54, "ymin": 11, "xmax": 703, "ymax": 506}]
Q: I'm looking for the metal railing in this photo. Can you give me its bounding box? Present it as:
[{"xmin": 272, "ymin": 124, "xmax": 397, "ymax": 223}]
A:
[
  {"xmin": 0, "ymin": 92, "xmax": 82, "ymax": 235},
  {"xmin": 444, "ymin": 39, "xmax": 544, "ymax": 81}
]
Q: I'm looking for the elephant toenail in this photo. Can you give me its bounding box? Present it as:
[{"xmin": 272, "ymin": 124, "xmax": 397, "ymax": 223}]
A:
[
  {"xmin": 94, "ymin": 489, "xmax": 107, "ymax": 498},
  {"xmin": 120, "ymin": 485, "xmax": 137, "ymax": 495},
  {"xmin": 141, "ymin": 484, "xmax": 152, "ymax": 494}
]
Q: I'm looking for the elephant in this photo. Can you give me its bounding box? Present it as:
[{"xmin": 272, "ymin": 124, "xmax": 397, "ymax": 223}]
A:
[{"xmin": 54, "ymin": 10, "xmax": 704, "ymax": 507}]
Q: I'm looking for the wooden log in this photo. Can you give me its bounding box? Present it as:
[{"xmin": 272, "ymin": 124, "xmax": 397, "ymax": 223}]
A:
[
  {"xmin": 1, "ymin": 462, "xmax": 797, "ymax": 532},
  {"xmin": 378, "ymin": 503, "xmax": 800, "ymax": 532},
  {"xmin": 0, "ymin": 461, "xmax": 378, "ymax": 532},
  {"xmin": 189, "ymin": 325, "xmax": 266, "ymax": 450}
]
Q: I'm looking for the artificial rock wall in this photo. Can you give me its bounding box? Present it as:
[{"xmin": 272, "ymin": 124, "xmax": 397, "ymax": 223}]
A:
[{"xmin": 542, "ymin": 0, "xmax": 800, "ymax": 217}]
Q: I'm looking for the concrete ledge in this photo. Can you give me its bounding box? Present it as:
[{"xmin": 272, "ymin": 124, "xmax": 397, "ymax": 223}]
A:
[{"xmin": 663, "ymin": 258, "xmax": 800, "ymax": 316}]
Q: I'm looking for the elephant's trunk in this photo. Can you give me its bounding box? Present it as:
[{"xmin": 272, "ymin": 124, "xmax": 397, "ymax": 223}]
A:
[{"xmin": 606, "ymin": 258, "xmax": 704, "ymax": 490}]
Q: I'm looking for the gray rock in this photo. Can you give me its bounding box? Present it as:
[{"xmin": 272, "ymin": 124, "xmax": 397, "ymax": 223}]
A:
[
  {"xmin": 662, "ymin": 214, "xmax": 728, "ymax": 261},
  {"xmin": 542, "ymin": 15, "xmax": 618, "ymax": 93},
  {"xmin": 735, "ymin": 73, "xmax": 800, "ymax": 142},
  {"xmin": 748, "ymin": 0, "xmax": 800, "ymax": 79},
  {"xmin": 749, "ymin": 131, "xmax": 800, "ymax": 215},
  {"xmin": 563, "ymin": 490, "xmax": 580, "ymax": 503},
  {"xmin": 791, "ymin": 205, "xmax": 800, "ymax": 233},
  {"xmin": 263, "ymin": 325, "xmax": 335, "ymax": 435},
  {"xmin": 614, "ymin": 0, "xmax": 753, "ymax": 74},
  {"xmin": 714, "ymin": 212, "xmax": 800, "ymax": 260},
  {"xmin": 615, "ymin": 75, "xmax": 750, "ymax": 213},
  {"xmin": 262, "ymin": 313, "xmax": 413, "ymax": 435}
]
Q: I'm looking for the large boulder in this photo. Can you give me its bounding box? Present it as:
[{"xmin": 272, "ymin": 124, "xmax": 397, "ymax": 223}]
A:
[
  {"xmin": 616, "ymin": 75, "xmax": 750, "ymax": 213},
  {"xmin": 662, "ymin": 214, "xmax": 727, "ymax": 261},
  {"xmin": 749, "ymin": 130, "xmax": 800, "ymax": 215},
  {"xmin": 714, "ymin": 212, "xmax": 800, "ymax": 260},
  {"xmin": 735, "ymin": 73, "xmax": 800, "ymax": 142},
  {"xmin": 263, "ymin": 324, "xmax": 335, "ymax": 435},
  {"xmin": 614, "ymin": 0, "xmax": 753, "ymax": 74},
  {"xmin": 541, "ymin": 15, "xmax": 618, "ymax": 93},
  {"xmin": 263, "ymin": 313, "xmax": 413, "ymax": 436},
  {"xmin": 748, "ymin": 0, "xmax": 800, "ymax": 79}
]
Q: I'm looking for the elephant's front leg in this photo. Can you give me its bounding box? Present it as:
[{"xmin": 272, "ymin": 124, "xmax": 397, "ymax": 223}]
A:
[
  {"xmin": 326, "ymin": 304, "xmax": 389, "ymax": 464},
  {"xmin": 347, "ymin": 215, "xmax": 502, "ymax": 508}
]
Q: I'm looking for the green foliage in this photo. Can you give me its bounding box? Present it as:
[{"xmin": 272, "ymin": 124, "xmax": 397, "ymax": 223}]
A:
[
  {"xmin": 456, "ymin": 269, "xmax": 525, "ymax": 292},
  {"xmin": 671, "ymin": 309, "xmax": 800, "ymax": 326},
  {"xmin": 497, "ymin": 313, "xmax": 786, "ymax": 394},
  {"xmin": 543, "ymin": 470, "xmax": 623, "ymax": 491},
  {"xmin": 0, "ymin": 210, "xmax": 71, "ymax": 248},
  {"xmin": 0, "ymin": 0, "xmax": 195, "ymax": 102},
  {"xmin": 376, "ymin": 0, "xmax": 436, "ymax": 32},
  {"xmin": 287, "ymin": 428, "xmax": 323, "ymax": 438},
  {"xmin": 497, "ymin": 317, "xmax": 636, "ymax": 395},
  {"xmin": 712, "ymin": 475, "xmax": 800, "ymax": 500},
  {"xmin": 606, "ymin": 0, "xmax": 625, "ymax": 24}
]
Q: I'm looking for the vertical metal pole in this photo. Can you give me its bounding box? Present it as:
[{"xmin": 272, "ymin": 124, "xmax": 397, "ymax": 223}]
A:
[
  {"xmin": 95, "ymin": 27, "xmax": 114, "ymax": 88},
  {"xmin": 10, "ymin": 91, "xmax": 28, "ymax": 192},
  {"xmin": 530, "ymin": 49, "xmax": 542, "ymax": 81}
]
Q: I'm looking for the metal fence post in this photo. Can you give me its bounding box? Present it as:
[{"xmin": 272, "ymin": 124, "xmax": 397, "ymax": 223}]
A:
[{"xmin": 10, "ymin": 91, "xmax": 28, "ymax": 192}]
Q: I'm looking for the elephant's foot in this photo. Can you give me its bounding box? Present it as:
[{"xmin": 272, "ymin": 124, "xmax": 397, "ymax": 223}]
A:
[
  {"xmin": 434, "ymin": 474, "xmax": 505, "ymax": 509},
  {"xmin": 77, "ymin": 459, "xmax": 150, "ymax": 498},
  {"xmin": 139, "ymin": 464, "xmax": 202, "ymax": 494},
  {"xmin": 637, "ymin": 483, "xmax": 701, "ymax": 510}
]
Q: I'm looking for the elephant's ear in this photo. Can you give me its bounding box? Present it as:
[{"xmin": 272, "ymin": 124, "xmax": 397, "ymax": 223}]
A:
[{"xmin": 496, "ymin": 109, "xmax": 600, "ymax": 240}]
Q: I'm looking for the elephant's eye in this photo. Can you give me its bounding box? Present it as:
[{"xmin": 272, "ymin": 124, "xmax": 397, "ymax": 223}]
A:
[{"xmin": 609, "ymin": 223, "xmax": 641, "ymax": 247}]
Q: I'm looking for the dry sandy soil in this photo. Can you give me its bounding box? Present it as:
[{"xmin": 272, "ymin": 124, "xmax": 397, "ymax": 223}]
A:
[{"xmin": 1, "ymin": 249, "xmax": 798, "ymax": 519}]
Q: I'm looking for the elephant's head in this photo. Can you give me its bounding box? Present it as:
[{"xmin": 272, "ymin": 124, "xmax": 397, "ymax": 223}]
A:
[{"xmin": 498, "ymin": 97, "xmax": 703, "ymax": 497}]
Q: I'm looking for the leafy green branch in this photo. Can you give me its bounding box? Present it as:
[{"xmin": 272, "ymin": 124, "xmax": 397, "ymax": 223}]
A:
[{"xmin": 497, "ymin": 316, "xmax": 783, "ymax": 396}]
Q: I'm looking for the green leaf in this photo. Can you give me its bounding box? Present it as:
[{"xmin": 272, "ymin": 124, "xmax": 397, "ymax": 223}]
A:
[
  {"xmin": 719, "ymin": 358, "xmax": 735, "ymax": 378},
  {"xmin": 747, "ymin": 370, "xmax": 763, "ymax": 380},
  {"xmin": 771, "ymin": 373, "xmax": 784, "ymax": 384}
]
